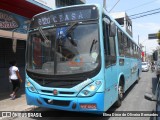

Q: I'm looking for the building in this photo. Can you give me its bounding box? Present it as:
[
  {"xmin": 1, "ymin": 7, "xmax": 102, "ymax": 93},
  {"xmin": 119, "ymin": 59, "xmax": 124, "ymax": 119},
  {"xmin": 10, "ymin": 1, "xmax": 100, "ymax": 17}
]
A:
[
  {"xmin": 27, "ymin": 0, "xmax": 86, "ymax": 10},
  {"xmin": 0, "ymin": 0, "xmax": 85, "ymax": 93},
  {"xmin": 111, "ymin": 12, "xmax": 133, "ymax": 37}
]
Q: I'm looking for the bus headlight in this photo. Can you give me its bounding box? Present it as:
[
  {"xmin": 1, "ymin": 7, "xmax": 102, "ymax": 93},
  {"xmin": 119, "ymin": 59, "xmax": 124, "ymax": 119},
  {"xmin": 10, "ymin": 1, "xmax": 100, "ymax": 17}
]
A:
[
  {"xmin": 78, "ymin": 80, "xmax": 102, "ymax": 97},
  {"xmin": 25, "ymin": 80, "xmax": 38, "ymax": 93}
]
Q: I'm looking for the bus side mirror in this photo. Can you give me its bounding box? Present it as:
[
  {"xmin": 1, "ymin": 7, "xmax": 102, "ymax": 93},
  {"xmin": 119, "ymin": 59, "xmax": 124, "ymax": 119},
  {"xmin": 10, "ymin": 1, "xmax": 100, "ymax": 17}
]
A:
[
  {"xmin": 103, "ymin": 17, "xmax": 110, "ymax": 24},
  {"xmin": 110, "ymin": 22, "xmax": 116, "ymax": 37}
]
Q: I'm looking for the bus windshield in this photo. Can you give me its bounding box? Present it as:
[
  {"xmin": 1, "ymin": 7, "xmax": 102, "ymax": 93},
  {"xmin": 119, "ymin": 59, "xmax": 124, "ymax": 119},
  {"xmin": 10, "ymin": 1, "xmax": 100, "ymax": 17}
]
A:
[{"xmin": 26, "ymin": 23, "xmax": 99, "ymax": 75}]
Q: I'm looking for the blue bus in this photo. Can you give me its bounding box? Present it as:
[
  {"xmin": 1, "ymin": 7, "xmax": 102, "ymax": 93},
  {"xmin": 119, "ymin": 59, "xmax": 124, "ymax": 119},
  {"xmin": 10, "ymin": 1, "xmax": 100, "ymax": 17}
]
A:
[{"xmin": 25, "ymin": 4, "xmax": 141, "ymax": 113}]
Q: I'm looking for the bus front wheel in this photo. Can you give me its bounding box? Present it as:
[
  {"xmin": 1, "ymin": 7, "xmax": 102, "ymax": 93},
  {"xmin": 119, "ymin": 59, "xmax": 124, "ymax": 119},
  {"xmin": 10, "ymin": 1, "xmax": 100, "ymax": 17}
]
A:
[{"xmin": 115, "ymin": 84, "xmax": 124, "ymax": 107}]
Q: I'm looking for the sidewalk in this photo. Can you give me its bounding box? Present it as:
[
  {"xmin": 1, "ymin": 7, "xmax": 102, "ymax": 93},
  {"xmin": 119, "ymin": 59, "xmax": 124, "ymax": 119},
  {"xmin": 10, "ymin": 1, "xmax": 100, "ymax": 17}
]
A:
[{"xmin": 0, "ymin": 91, "xmax": 37, "ymax": 111}]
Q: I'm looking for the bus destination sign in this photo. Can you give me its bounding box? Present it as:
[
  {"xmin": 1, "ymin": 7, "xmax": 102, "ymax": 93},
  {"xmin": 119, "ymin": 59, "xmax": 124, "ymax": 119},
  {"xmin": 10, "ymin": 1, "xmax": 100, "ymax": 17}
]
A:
[{"xmin": 30, "ymin": 5, "xmax": 98, "ymax": 29}]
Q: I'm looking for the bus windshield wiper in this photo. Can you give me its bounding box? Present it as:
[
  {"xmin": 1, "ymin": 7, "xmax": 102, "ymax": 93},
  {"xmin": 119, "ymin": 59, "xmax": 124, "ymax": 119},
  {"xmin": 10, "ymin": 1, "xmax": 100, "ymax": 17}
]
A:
[
  {"xmin": 56, "ymin": 22, "xmax": 79, "ymax": 49},
  {"xmin": 38, "ymin": 27, "xmax": 64, "ymax": 59},
  {"xmin": 65, "ymin": 22, "xmax": 79, "ymax": 36},
  {"xmin": 56, "ymin": 22, "xmax": 79, "ymax": 41},
  {"xmin": 38, "ymin": 27, "xmax": 49, "ymax": 42},
  {"xmin": 90, "ymin": 39, "xmax": 98, "ymax": 54}
]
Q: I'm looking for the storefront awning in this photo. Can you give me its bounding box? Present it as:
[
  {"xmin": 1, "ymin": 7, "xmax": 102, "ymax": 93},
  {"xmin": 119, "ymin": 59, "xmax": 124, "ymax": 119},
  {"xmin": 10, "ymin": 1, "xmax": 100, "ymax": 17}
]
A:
[{"xmin": 0, "ymin": 0, "xmax": 47, "ymax": 18}]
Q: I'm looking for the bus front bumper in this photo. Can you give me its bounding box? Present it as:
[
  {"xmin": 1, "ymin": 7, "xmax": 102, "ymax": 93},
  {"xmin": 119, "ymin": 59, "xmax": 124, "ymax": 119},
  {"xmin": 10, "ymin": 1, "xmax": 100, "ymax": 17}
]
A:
[{"xmin": 25, "ymin": 88, "xmax": 104, "ymax": 113}]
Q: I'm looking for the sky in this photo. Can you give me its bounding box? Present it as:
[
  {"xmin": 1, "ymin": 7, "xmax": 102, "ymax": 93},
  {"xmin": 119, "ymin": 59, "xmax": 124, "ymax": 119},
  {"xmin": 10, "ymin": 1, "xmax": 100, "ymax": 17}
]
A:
[{"xmin": 86, "ymin": 0, "xmax": 160, "ymax": 54}]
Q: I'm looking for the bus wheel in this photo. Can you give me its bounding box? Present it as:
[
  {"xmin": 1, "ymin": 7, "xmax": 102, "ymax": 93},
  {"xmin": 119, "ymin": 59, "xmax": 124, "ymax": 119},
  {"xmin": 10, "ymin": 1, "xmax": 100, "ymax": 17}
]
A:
[{"xmin": 115, "ymin": 85, "xmax": 123, "ymax": 107}]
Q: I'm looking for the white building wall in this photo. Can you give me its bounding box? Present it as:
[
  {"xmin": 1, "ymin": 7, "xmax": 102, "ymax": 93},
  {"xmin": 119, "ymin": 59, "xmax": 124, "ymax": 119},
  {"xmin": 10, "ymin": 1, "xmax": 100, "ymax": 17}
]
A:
[
  {"xmin": 111, "ymin": 12, "xmax": 133, "ymax": 37},
  {"xmin": 26, "ymin": 0, "xmax": 86, "ymax": 10},
  {"xmin": 33, "ymin": 0, "xmax": 56, "ymax": 9}
]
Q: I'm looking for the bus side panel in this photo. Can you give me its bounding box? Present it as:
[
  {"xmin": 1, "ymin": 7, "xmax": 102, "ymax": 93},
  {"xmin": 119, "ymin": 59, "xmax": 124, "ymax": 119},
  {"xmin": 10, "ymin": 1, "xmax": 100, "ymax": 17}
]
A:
[
  {"xmin": 104, "ymin": 65, "xmax": 118, "ymax": 111},
  {"xmin": 130, "ymin": 59, "xmax": 139, "ymax": 84},
  {"xmin": 123, "ymin": 58, "xmax": 140, "ymax": 92},
  {"xmin": 121, "ymin": 57, "xmax": 131, "ymax": 91}
]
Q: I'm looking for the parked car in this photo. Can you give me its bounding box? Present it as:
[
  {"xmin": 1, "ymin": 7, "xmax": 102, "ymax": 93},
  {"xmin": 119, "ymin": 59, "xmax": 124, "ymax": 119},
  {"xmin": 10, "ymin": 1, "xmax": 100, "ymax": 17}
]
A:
[{"xmin": 142, "ymin": 62, "xmax": 149, "ymax": 72}]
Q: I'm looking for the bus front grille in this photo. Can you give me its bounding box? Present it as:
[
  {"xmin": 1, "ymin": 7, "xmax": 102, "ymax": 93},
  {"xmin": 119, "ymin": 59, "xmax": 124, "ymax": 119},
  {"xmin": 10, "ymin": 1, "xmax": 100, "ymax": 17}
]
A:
[{"xmin": 41, "ymin": 90, "xmax": 75, "ymax": 95}]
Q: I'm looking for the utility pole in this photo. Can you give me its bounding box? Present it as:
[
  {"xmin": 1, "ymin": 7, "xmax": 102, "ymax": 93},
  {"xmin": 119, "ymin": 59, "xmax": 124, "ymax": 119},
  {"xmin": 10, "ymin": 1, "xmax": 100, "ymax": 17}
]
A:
[{"xmin": 103, "ymin": 0, "xmax": 106, "ymax": 9}]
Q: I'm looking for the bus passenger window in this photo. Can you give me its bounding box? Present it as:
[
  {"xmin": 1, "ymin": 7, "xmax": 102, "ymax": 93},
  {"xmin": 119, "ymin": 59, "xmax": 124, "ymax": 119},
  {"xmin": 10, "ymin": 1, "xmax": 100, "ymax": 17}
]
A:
[
  {"xmin": 103, "ymin": 21, "xmax": 117, "ymax": 66},
  {"xmin": 118, "ymin": 29, "xmax": 124, "ymax": 56}
]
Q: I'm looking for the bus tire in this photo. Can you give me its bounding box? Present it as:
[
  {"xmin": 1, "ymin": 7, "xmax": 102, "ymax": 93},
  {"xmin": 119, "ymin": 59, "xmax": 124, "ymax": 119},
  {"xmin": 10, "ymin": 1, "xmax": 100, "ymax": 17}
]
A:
[{"xmin": 115, "ymin": 83, "xmax": 124, "ymax": 107}]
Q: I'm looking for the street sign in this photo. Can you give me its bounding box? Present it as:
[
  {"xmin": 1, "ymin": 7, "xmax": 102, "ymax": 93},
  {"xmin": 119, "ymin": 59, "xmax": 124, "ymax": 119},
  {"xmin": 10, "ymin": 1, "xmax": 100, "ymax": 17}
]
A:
[{"xmin": 148, "ymin": 33, "xmax": 158, "ymax": 39}]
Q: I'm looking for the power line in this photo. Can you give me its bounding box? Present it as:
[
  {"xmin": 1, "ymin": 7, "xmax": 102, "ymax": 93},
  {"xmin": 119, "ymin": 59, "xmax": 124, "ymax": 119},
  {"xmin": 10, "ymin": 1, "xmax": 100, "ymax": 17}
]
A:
[
  {"xmin": 109, "ymin": 0, "xmax": 121, "ymax": 13},
  {"xmin": 127, "ymin": 7, "xmax": 160, "ymax": 19},
  {"xmin": 130, "ymin": 10, "xmax": 160, "ymax": 19},
  {"xmin": 109, "ymin": 0, "xmax": 160, "ymax": 20},
  {"xmin": 125, "ymin": 0, "xmax": 159, "ymax": 12},
  {"xmin": 129, "ymin": 7, "xmax": 160, "ymax": 17}
]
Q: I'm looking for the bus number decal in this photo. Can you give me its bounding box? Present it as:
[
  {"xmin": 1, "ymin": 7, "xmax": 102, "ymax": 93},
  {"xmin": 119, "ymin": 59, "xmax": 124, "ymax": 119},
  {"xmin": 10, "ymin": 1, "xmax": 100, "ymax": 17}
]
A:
[{"xmin": 38, "ymin": 17, "xmax": 50, "ymax": 26}]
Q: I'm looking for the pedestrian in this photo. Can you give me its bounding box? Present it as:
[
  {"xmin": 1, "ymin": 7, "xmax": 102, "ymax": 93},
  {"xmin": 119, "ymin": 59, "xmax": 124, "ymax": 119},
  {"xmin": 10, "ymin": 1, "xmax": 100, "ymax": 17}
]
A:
[{"xmin": 9, "ymin": 60, "xmax": 23, "ymax": 100}]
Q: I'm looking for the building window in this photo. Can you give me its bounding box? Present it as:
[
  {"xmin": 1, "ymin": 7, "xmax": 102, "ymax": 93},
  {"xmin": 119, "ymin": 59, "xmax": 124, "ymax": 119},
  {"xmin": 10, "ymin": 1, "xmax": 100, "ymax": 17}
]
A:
[{"xmin": 116, "ymin": 18, "xmax": 124, "ymax": 27}]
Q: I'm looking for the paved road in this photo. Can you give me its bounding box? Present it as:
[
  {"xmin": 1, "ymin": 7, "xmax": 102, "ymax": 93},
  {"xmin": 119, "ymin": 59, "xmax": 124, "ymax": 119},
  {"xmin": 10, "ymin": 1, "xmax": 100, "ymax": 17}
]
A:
[
  {"xmin": 13, "ymin": 71, "xmax": 157, "ymax": 120},
  {"xmin": 108, "ymin": 71, "xmax": 157, "ymax": 120}
]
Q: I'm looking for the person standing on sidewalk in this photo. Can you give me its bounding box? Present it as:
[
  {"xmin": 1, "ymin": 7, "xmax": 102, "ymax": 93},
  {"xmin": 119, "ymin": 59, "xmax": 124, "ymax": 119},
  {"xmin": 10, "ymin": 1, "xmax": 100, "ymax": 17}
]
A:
[{"xmin": 9, "ymin": 60, "xmax": 23, "ymax": 100}]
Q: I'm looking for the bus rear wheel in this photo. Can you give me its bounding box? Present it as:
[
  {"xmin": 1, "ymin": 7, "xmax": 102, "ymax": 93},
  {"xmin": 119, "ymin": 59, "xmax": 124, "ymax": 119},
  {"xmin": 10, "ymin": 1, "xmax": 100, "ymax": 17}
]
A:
[{"xmin": 115, "ymin": 85, "xmax": 124, "ymax": 107}]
